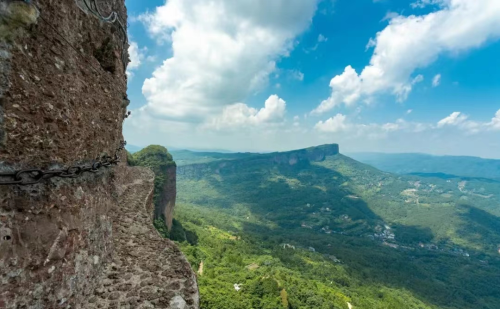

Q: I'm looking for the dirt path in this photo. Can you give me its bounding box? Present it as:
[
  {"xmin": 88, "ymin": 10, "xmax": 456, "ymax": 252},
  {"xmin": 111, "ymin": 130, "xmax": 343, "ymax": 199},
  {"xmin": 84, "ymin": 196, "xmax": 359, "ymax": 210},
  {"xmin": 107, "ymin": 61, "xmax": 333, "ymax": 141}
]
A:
[
  {"xmin": 197, "ymin": 261, "xmax": 204, "ymax": 276},
  {"xmin": 81, "ymin": 167, "xmax": 199, "ymax": 309}
]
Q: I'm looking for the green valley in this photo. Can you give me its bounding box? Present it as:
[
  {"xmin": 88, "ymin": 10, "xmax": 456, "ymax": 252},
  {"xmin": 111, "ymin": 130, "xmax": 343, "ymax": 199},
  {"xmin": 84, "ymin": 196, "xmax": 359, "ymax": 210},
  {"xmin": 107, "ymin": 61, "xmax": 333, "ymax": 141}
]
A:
[{"xmin": 139, "ymin": 145, "xmax": 500, "ymax": 309}]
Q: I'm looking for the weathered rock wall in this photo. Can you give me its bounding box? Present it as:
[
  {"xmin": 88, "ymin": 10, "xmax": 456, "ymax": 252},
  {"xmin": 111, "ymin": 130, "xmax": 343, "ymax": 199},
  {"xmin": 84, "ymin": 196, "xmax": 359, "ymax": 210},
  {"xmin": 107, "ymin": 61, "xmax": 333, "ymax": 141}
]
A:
[
  {"xmin": 0, "ymin": 0, "xmax": 128, "ymax": 164},
  {"xmin": 0, "ymin": 1, "xmax": 199, "ymax": 307},
  {"xmin": 0, "ymin": 0, "xmax": 128, "ymax": 307},
  {"xmin": 0, "ymin": 172, "xmax": 116, "ymax": 307},
  {"xmin": 157, "ymin": 164, "xmax": 176, "ymax": 230}
]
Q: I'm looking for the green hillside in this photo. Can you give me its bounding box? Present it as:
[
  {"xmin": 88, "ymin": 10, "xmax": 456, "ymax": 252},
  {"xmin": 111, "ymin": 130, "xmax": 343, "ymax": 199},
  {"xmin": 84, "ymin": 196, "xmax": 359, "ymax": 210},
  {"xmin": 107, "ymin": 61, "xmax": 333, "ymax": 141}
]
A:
[{"xmin": 152, "ymin": 145, "xmax": 500, "ymax": 308}]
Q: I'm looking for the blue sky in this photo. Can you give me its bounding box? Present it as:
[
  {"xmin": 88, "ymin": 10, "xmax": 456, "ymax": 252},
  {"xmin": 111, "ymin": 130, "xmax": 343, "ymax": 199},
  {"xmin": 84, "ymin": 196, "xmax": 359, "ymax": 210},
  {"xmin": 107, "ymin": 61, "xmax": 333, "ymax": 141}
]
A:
[{"xmin": 123, "ymin": 0, "xmax": 500, "ymax": 158}]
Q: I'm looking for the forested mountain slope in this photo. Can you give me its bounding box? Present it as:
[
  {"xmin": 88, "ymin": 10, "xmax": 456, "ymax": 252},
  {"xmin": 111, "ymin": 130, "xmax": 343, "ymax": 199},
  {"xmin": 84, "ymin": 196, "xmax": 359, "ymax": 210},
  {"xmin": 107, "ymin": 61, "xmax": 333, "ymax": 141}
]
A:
[{"xmin": 171, "ymin": 145, "xmax": 500, "ymax": 309}]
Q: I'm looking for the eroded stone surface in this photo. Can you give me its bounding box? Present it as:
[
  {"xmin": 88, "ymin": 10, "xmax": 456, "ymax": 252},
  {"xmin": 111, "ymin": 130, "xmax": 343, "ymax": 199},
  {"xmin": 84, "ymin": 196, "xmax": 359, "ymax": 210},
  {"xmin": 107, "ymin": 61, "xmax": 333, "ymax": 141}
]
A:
[
  {"xmin": 0, "ymin": 0, "xmax": 128, "ymax": 307},
  {"xmin": 83, "ymin": 166, "xmax": 199, "ymax": 309},
  {"xmin": 0, "ymin": 0, "xmax": 128, "ymax": 165},
  {"xmin": 0, "ymin": 0, "xmax": 198, "ymax": 307},
  {"xmin": 0, "ymin": 170, "xmax": 116, "ymax": 308},
  {"xmin": 159, "ymin": 164, "xmax": 176, "ymax": 230}
]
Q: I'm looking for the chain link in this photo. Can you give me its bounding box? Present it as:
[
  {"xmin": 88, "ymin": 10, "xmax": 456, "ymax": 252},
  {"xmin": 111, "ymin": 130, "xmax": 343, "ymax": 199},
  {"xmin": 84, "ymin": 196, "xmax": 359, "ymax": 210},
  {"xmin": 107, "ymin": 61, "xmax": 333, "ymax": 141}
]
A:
[{"xmin": 0, "ymin": 141, "xmax": 127, "ymax": 186}]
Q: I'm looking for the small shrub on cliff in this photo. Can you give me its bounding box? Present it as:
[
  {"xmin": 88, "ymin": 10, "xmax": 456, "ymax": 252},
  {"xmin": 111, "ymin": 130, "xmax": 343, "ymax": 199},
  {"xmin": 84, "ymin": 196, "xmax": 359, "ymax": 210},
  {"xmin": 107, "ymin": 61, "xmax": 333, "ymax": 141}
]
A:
[
  {"xmin": 154, "ymin": 218, "xmax": 169, "ymax": 238},
  {"xmin": 126, "ymin": 150, "xmax": 137, "ymax": 166},
  {"xmin": 162, "ymin": 218, "xmax": 199, "ymax": 245},
  {"xmin": 170, "ymin": 218, "xmax": 187, "ymax": 242}
]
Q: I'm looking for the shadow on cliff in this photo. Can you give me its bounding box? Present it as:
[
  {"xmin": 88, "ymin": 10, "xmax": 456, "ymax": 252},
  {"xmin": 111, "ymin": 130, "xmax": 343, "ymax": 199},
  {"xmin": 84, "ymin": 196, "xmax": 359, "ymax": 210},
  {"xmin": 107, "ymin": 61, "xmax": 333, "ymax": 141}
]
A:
[{"xmin": 456, "ymin": 205, "xmax": 500, "ymax": 255}]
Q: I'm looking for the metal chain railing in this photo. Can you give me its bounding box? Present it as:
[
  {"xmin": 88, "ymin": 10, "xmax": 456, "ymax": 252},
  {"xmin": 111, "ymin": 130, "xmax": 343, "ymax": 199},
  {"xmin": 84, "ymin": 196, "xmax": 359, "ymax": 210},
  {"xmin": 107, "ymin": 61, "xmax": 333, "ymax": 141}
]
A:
[
  {"xmin": 80, "ymin": 0, "xmax": 129, "ymax": 70},
  {"xmin": 0, "ymin": 141, "xmax": 127, "ymax": 186}
]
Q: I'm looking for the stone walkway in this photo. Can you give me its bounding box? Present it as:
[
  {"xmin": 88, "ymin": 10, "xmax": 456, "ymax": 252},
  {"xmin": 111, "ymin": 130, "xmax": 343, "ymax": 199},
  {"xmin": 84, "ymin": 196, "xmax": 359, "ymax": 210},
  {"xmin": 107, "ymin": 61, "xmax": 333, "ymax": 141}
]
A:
[{"xmin": 82, "ymin": 167, "xmax": 199, "ymax": 309}]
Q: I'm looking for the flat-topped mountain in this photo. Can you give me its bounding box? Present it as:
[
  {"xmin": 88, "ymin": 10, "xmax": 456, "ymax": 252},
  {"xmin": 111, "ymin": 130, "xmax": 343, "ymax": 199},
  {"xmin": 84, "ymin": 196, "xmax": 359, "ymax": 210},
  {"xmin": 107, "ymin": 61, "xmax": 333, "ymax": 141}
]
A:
[{"xmin": 173, "ymin": 144, "xmax": 340, "ymax": 167}]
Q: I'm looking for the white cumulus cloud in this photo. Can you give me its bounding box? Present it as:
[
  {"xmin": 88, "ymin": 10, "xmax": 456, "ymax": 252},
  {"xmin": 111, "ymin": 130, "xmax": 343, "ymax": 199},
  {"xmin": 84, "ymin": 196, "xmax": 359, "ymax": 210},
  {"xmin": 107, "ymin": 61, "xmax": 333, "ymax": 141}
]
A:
[
  {"xmin": 312, "ymin": 66, "xmax": 362, "ymax": 113},
  {"xmin": 314, "ymin": 114, "xmax": 349, "ymax": 133},
  {"xmin": 314, "ymin": 116, "xmax": 434, "ymax": 139},
  {"xmin": 437, "ymin": 112, "xmax": 468, "ymax": 127},
  {"xmin": 312, "ymin": 0, "xmax": 500, "ymax": 114},
  {"xmin": 138, "ymin": 0, "xmax": 318, "ymax": 122},
  {"xmin": 432, "ymin": 74, "xmax": 442, "ymax": 87},
  {"xmin": 488, "ymin": 109, "xmax": 500, "ymax": 130},
  {"xmin": 126, "ymin": 41, "xmax": 147, "ymax": 79},
  {"xmin": 382, "ymin": 122, "xmax": 400, "ymax": 132},
  {"xmin": 204, "ymin": 95, "xmax": 286, "ymax": 130},
  {"xmin": 437, "ymin": 110, "xmax": 500, "ymax": 134},
  {"xmin": 289, "ymin": 70, "xmax": 305, "ymax": 81},
  {"xmin": 318, "ymin": 34, "xmax": 328, "ymax": 42},
  {"xmin": 128, "ymin": 41, "xmax": 146, "ymax": 70},
  {"xmin": 411, "ymin": 0, "xmax": 446, "ymax": 9}
]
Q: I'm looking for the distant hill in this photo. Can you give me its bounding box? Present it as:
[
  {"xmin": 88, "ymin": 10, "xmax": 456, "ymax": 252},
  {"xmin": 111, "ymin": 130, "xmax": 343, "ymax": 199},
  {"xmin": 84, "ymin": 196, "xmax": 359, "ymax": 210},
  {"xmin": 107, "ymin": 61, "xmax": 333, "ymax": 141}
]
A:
[
  {"xmin": 171, "ymin": 149, "xmax": 255, "ymax": 166},
  {"xmin": 172, "ymin": 144, "xmax": 500, "ymax": 309},
  {"xmin": 348, "ymin": 152, "xmax": 500, "ymax": 180},
  {"xmin": 172, "ymin": 144, "xmax": 339, "ymax": 167},
  {"xmin": 127, "ymin": 144, "xmax": 231, "ymax": 154}
]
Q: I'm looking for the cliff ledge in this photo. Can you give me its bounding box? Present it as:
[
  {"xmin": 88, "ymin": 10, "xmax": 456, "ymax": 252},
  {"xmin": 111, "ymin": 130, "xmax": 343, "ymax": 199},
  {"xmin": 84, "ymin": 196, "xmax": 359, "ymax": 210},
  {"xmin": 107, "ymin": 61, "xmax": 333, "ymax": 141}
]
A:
[{"xmin": 84, "ymin": 166, "xmax": 199, "ymax": 309}]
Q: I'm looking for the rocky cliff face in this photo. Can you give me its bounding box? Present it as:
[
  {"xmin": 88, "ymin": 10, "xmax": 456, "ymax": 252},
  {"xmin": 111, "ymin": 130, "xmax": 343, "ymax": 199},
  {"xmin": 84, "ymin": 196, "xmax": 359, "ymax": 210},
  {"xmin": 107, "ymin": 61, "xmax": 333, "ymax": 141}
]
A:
[
  {"xmin": 85, "ymin": 166, "xmax": 198, "ymax": 309},
  {"xmin": 0, "ymin": 0, "xmax": 128, "ymax": 306},
  {"xmin": 0, "ymin": 0, "xmax": 128, "ymax": 164},
  {"xmin": 129, "ymin": 145, "xmax": 177, "ymax": 231},
  {"xmin": 160, "ymin": 165, "xmax": 176, "ymax": 230},
  {"xmin": 0, "ymin": 1, "xmax": 197, "ymax": 307},
  {"xmin": 151, "ymin": 163, "xmax": 176, "ymax": 230}
]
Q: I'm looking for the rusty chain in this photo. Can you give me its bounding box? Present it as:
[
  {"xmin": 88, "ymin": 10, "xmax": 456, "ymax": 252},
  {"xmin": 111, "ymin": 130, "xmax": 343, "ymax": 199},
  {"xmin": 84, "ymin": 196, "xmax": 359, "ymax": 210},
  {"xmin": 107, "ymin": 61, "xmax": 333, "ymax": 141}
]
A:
[{"xmin": 0, "ymin": 141, "xmax": 127, "ymax": 186}]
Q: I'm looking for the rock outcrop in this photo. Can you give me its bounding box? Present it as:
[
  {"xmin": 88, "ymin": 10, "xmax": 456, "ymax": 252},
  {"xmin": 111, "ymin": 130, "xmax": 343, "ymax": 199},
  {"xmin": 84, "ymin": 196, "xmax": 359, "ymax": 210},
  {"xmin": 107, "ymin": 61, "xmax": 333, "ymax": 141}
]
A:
[
  {"xmin": 161, "ymin": 164, "xmax": 176, "ymax": 231},
  {"xmin": 0, "ymin": 0, "xmax": 198, "ymax": 307},
  {"xmin": 129, "ymin": 145, "xmax": 177, "ymax": 230}
]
